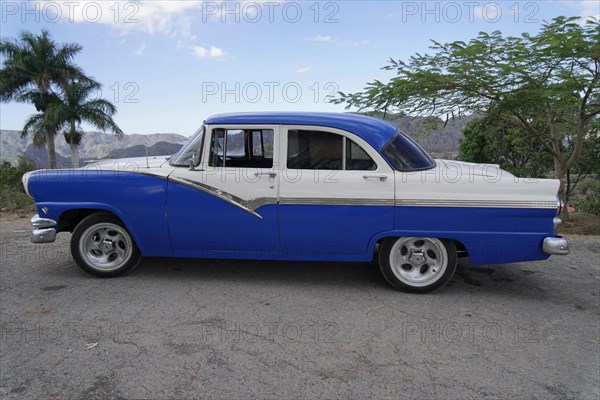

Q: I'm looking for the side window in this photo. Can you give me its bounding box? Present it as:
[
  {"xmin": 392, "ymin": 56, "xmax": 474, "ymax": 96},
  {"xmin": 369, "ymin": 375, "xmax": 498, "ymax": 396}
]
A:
[
  {"xmin": 287, "ymin": 130, "xmax": 342, "ymax": 170},
  {"xmin": 209, "ymin": 128, "xmax": 274, "ymax": 168},
  {"xmin": 346, "ymin": 139, "xmax": 377, "ymax": 171},
  {"xmin": 287, "ymin": 130, "xmax": 377, "ymax": 171}
]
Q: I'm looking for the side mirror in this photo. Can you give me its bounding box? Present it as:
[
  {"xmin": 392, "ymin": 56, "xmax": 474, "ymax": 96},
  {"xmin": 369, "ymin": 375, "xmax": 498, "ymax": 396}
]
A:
[{"xmin": 189, "ymin": 152, "xmax": 198, "ymax": 171}]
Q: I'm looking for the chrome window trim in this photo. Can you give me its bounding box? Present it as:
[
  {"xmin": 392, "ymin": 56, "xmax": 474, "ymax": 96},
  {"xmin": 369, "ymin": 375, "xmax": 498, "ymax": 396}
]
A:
[{"xmin": 280, "ymin": 125, "xmax": 392, "ymax": 173}]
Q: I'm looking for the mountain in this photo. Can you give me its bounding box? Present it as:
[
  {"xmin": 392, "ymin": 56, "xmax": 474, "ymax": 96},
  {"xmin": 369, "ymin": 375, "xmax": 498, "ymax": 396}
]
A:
[
  {"xmin": 108, "ymin": 141, "xmax": 183, "ymax": 159},
  {"xmin": 363, "ymin": 113, "xmax": 475, "ymax": 158},
  {"xmin": 1, "ymin": 130, "xmax": 187, "ymax": 167}
]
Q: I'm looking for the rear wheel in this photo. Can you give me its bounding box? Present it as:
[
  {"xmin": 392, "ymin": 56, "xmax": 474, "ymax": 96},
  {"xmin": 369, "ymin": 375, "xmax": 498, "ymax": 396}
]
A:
[
  {"xmin": 71, "ymin": 212, "xmax": 141, "ymax": 277},
  {"xmin": 379, "ymin": 237, "xmax": 457, "ymax": 293}
]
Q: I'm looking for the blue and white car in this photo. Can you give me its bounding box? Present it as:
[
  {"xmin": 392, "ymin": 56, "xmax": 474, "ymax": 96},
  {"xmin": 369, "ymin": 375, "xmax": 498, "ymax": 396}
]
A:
[{"xmin": 22, "ymin": 112, "xmax": 569, "ymax": 292}]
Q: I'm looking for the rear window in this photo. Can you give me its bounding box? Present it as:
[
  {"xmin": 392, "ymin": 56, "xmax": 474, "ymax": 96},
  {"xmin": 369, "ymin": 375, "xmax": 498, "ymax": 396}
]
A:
[{"xmin": 382, "ymin": 130, "xmax": 435, "ymax": 171}]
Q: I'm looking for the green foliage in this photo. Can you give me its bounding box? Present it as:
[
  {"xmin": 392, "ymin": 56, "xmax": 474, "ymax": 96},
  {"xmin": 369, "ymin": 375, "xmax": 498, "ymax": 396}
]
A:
[
  {"xmin": 578, "ymin": 193, "xmax": 600, "ymax": 216},
  {"xmin": 333, "ymin": 16, "xmax": 600, "ymax": 199},
  {"xmin": 52, "ymin": 80, "xmax": 123, "ymax": 143},
  {"xmin": 458, "ymin": 116, "xmax": 553, "ymax": 177},
  {"xmin": 0, "ymin": 155, "xmax": 35, "ymax": 213},
  {"xmin": 576, "ymin": 179, "xmax": 600, "ymax": 216},
  {"xmin": 0, "ymin": 30, "xmax": 97, "ymax": 168}
]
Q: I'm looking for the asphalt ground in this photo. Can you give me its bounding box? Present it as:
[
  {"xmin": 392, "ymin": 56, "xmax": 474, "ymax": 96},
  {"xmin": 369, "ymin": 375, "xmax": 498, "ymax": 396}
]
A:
[{"xmin": 0, "ymin": 214, "xmax": 599, "ymax": 399}]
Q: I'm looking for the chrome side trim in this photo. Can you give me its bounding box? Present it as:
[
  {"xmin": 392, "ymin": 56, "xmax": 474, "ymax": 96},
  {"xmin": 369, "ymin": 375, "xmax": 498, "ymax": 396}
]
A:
[
  {"xmin": 280, "ymin": 198, "xmax": 395, "ymax": 206},
  {"xmin": 246, "ymin": 197, "xmax": 279, "ymax": 210},
  {"xmin": 395, "ymin": 199, "xmax": 558, "ymax": 209},
  {"xmin": 543, "ymin": 237, "xmax": 570, "ymax": 255},
  {"xmin": 169, "ymin": 176, "xmax": 277, "ymax": 219}
]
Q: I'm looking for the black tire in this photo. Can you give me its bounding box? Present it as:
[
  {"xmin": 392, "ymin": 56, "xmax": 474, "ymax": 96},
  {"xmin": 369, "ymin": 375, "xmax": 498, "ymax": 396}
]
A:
[
  {"xmin": 71, "ymin": 212, "xmax": 141, "ymax": 277},
  {"xmin": 379, "ymin": 237, "xmax": 457, "ymax": 293}
]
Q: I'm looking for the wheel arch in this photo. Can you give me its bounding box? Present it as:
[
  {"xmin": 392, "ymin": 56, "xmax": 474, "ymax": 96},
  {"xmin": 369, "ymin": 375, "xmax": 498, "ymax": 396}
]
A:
[
  {"xmin": 56, "ymin": 205, "xmax": 147, "ymax": 255},
  {"xmin": 370, "ymin": 232, "xmax": 468, "ymax": 259}
]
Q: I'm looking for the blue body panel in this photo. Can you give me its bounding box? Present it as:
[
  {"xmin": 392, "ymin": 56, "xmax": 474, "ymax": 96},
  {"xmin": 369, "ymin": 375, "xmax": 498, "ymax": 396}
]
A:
[
  {"xmin": 384, "ymin": 206, "xmax": 555, "ymax": 264},
  {"xmin": 166, "ymin": 181, "xmax": 279, "ymax": 257},
  {"xmin": 28, "ymin": 170, "xmax": 172, "ymax": 257},
  {"xmin": 205, "ymin": 112, "xmax": 398, "ymax": 152},
  {"xmin": 278, "ymin": 205, "xmax": 394, "ymax": 260}
]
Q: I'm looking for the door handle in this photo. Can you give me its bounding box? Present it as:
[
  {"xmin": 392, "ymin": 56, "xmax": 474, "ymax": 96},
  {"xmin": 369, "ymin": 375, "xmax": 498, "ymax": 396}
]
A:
[
  {"xmin": 363, "ymin": 175, "xmax": 387, "ymax": 182},
  {"xmin": 254, "ymin": 172, "xmax": 277, "ymax": 178}
]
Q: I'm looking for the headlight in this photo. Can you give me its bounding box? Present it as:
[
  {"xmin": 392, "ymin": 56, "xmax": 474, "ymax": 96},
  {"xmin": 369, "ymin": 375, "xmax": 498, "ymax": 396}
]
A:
[{"xmin": 22, "ymin": 171, "xmax": 33, "ymax": 198}]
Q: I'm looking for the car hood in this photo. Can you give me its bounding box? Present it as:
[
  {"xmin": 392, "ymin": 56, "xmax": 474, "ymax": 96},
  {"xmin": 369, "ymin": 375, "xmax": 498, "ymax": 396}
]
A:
[{"xmin": 87, "ymin": 156, "xmax": 172, "ymax": 170}]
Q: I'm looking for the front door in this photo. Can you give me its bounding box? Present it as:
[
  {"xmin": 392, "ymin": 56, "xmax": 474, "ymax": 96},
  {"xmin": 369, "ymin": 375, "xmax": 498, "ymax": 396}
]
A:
[{"xmin": 167, "ymin": 125, "xmax": 280, "ymax": 258}]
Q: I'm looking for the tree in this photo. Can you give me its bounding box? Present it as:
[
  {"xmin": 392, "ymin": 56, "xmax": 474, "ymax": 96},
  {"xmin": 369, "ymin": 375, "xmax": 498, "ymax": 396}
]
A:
[
  {"xmin": 43, "ymin": 81, "xmax": 123, "ymax": 167},
  {"xmin": 0, "ymin": 30, "xmax": 95, "ymax": 168},
  {"xmin": 458, "ymin": 116, "xmax": 553, "ymax": 178},
  {"xmin": 333, "ymin": 17, "xmax": 600, "ymax": 200}
]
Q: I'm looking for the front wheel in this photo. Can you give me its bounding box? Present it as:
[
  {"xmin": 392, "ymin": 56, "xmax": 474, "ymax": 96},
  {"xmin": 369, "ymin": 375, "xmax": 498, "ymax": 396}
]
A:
[
  {"xmin": 71, "ymin": 212, "xmax": 141, "ymax": 277},
  {"xmin": 379, "ymin": 237, "xmax": 457, "ymax": 293}
]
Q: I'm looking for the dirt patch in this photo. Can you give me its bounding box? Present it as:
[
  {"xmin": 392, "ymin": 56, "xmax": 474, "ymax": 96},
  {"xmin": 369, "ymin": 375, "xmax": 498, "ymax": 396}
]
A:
[{"xmin": 557, "ymin": 212, "xmax": 600, "ymax": 236}]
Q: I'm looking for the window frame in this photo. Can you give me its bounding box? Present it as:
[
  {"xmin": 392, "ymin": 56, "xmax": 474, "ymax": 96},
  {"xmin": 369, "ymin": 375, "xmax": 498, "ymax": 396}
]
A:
[
  {"xmin": 282, "ymin": 125, "xmax": 387, "ymax": 172},
  {"xmin": 199, "ymin": 124, "xmax": 281, "ymax": 170},
  {"xmin": 205, "ymin": 126, "xmax": 276, "ymax": 169}
]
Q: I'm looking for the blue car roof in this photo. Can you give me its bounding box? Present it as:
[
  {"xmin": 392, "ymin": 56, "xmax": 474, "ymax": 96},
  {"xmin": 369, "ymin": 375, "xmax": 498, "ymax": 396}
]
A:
[{"xmin": 204, "ymin": 112, "xmax": 397, "ymax": 151}]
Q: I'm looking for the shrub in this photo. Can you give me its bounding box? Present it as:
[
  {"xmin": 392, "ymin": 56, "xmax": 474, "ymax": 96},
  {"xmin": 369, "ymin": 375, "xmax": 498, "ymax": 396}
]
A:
[{"xmin": 0, "ymin": 154, "xmax": 36, "ymax": 213}]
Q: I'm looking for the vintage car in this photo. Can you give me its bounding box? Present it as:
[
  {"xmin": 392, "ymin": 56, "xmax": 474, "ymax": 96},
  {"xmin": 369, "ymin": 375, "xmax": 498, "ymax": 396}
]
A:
[{"xmin": 22, "ymin": 112, "xmax": 569, "ymax": 292}]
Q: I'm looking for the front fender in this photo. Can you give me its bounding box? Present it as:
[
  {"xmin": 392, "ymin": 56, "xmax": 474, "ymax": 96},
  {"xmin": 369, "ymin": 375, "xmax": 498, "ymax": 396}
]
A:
[{"xmin": 28, "ymin": 170, "xmax": 172, "ymax": 257}]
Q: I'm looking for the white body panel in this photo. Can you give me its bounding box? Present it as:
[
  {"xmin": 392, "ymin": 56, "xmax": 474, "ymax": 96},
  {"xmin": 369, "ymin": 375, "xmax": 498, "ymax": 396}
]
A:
[
  {"xmin": 278, "ymin": 125, "xmax": 395, "ymax": 204},
  {"xmin": 395, "ymin": 160, "xmax": 559, "ymax": 209}
]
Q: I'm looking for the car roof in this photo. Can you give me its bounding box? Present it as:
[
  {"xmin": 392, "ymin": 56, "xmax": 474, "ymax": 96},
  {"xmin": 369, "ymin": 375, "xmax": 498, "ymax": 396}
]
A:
[{"xmin": 204, "ymin": 112, "xmax": 398, "ymax": 150}]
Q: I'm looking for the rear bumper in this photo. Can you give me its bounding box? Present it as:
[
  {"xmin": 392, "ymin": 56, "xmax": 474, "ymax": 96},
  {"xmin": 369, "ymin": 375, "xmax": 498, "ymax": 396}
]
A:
[
  {"xmin": 543, "ymin": 236, "xmax": 569, "ymax": 255},
  {"xmin": 30, "ymin": 214, "xmax": 57, "ymax": 244}
]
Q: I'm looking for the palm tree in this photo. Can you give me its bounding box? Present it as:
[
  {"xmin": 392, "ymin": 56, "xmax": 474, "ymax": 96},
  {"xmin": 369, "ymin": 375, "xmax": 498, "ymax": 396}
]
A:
[
  {"xmin": 0, "ymin": 30, "xmax": 95, "ymax": 168},
  {"xmin": 47, "ymin": 81, "xmax": 123, "ymax": 167}
]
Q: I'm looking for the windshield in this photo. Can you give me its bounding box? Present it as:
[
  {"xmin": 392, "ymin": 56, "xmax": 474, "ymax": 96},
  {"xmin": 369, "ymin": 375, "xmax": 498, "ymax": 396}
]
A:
[
  {"xmin": 382, "ymin": 129, "xmax": 436, "ymax": 171},
  {"xmin": 169, "ymin": 125, "xmax": 205, "ymax": 167}
]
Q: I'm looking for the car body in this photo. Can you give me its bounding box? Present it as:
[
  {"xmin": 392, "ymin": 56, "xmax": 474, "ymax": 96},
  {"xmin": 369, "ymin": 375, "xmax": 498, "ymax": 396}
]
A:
[{"xmin": 22, "ymin": 112, "xmax": 569, "ymax": 292}]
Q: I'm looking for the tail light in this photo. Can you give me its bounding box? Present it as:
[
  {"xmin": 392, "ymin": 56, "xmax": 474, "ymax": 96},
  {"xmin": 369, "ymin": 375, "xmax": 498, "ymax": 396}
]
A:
[{"xmin": 556, "ymin": 196, "xmax": 564, "ymax": 216}]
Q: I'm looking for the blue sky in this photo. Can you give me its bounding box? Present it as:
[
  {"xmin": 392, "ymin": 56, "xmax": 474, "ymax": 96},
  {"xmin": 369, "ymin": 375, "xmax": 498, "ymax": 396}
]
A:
[{"xmin": 1, "ymin": 0, "xmax": 598, "ymax": 136}]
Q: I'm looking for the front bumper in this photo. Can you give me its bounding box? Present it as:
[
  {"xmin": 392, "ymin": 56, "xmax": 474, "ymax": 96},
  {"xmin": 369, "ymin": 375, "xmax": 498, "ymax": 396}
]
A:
[
  {"xmin": 543, "ymin": 236, "xmax": 570, "ymax": 255},
  {"xmin": 30, "ymin": 214, "xmax": 57, "ymax": 243}
]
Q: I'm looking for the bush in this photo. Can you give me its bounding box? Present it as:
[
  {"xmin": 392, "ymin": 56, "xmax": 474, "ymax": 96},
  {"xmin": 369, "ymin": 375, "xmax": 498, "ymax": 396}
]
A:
[
  {"xmin": 577, "ymin": 193, "xmax": 600, "ymax": 216},
  {"xmin": 0, "ymin": 154, "xmax": 36, "ymax": 213}
]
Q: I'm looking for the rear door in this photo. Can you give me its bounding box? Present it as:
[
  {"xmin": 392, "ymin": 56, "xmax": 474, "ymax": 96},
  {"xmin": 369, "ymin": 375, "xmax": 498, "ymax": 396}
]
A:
[{"xmin": 278, "ymin": 125, "xmax": 395, "ymax": 260}]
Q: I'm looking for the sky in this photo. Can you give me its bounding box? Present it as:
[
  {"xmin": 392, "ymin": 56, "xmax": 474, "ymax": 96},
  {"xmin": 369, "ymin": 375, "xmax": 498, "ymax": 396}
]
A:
[{"xmin": 0, "ymin": 0, "xmax": 598, "ymax": 136}]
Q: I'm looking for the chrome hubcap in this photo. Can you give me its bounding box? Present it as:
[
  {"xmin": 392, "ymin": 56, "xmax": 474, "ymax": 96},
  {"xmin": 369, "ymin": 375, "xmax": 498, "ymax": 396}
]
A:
[
  {"xmin": 389, "ymin": 237, "xmax": 448, "ymax": 287},
  {"xmin": 79, "ymin": 223, "xmax": 133, "ymax": 272}
]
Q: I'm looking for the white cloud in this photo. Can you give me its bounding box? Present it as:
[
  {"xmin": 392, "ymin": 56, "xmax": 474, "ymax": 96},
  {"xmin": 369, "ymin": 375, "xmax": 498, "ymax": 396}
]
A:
[
  {"xmin": 135, "ymin": 42, "xmax": 146, "ymax": 56},
  {"xmin": 295, "ymin": 66, "xmax": 314, "ymax": 74},
  {"xmin": 32, "ymin": 1, "xmax": 204, "ymax": 40},
  {"xmin": 306, "ymin": 35, "xmax": 334, "ymax": 43},
  {"xmin": 192, "ymin": 45, "xmax": 228, "ymax": 60}
]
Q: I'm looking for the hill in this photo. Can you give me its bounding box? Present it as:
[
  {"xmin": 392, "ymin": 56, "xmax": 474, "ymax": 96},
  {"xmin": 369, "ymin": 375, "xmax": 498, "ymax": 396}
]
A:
[
  {"xmin": 1, "ymin": 130, "xmax": 187, "ymax": 167},
  {"xmin": 363, "ymin": 113, "xmax": 474, "ymax": 158}
]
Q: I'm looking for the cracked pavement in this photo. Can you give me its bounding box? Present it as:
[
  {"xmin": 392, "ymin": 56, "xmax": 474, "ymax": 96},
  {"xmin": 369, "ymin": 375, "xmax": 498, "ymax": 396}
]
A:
[{"xmin": 1, "ymin": 215, "xmax": 599, "ymax": 399}]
